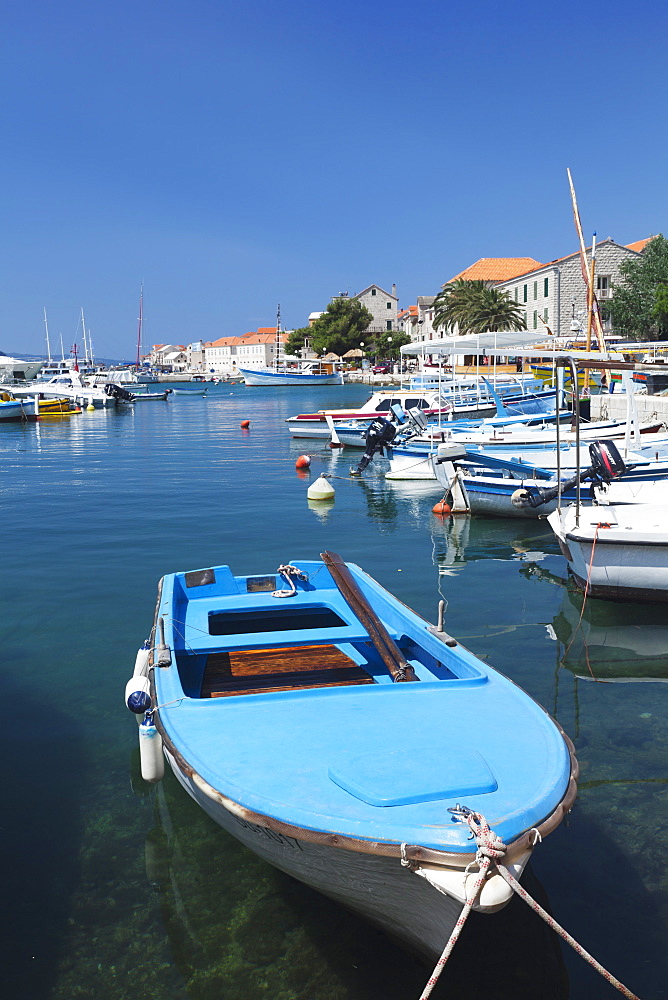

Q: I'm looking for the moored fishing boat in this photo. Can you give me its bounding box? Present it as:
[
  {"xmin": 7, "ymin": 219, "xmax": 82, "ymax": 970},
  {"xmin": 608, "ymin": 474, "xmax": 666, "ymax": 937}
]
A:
[
  {"xmin": 548, "ymin": 500, "xmax": 668, "ymax": 602},
  {"xmin": 0, "ymin": 395, "xmax": 39, "ymax": 422},
  {"xmin": 127, "ymin": 552, "xmax": 577, "ymax": 960}
]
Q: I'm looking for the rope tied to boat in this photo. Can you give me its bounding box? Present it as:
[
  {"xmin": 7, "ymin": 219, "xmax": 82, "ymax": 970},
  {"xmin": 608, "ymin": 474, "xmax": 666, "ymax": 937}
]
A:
[
  {"xmin": 273, "ymin": 564, "xmax": 309, "ymax": 598},
  {"xmin": 414, "ymin": 806, "xmax": 642, "ymax": 1000}
]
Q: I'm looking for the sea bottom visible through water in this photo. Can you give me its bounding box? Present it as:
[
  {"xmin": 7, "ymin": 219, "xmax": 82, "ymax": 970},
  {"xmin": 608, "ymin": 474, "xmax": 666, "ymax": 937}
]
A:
[{"xmin": 1, "ymin": 382, "xmax": 667, "ymax": 1000}]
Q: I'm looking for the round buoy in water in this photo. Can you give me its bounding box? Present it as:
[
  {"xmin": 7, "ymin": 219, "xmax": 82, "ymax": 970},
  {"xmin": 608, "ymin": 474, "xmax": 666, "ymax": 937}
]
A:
[
  {"xmin": 240, "ymin": 419, "xmax": 250, "ymax": 428},
  {"xmin": 139, "ymin": 715, "xmax": 165, "ymax": 783},
  {"xmin": 432, "ymin": 500, "xmax": 451, "ymax": 516},
  {"xmin": 307, "ymin": 475, "xmax": 335, "ymax": 500},
  {"xmin": 295, "ymin": 455, "xmax": 311, "ymax": 469},
  {"xmin": 86, "ymin": 402, "xmax": 95, "ymax": 412}
]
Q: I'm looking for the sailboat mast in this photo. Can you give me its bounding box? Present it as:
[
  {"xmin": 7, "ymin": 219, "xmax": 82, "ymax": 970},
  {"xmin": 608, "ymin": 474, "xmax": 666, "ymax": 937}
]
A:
[
  {"xmin": 275, "ymin": 303, "xmax": 281, "ymax": 369},
  {"xmin": 136, "ymin": 286, "xmax": 144, "ymax": 369},
  {"xmin": 81, "ymin": 308, "xmax": 89, "ymax": 365},
  {"xmin": 43, "ymin": 308, "xmax": 52, "ymax": 363}
]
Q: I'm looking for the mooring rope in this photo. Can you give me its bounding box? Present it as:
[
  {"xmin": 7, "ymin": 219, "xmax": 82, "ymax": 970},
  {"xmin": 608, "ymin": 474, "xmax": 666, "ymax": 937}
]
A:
[
  {"xmin": 415, "ymin": 808, "xmax": 641, "ymax": 1000},
  {"xmin": 560, "ymin": 520, "xmax": 608, "ymax": 676}
]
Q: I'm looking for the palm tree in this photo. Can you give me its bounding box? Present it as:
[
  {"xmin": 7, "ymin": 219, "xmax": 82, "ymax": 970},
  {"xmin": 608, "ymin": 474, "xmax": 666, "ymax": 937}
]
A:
[{"xmin": 433, "ymin": 280, "xmax": 527, "ymax": 335}]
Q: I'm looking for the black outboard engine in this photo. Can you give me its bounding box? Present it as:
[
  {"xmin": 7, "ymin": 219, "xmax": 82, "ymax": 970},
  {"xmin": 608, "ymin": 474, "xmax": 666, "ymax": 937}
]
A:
[
  {"xmin": 512, "ymin": 439, "xmax": 628, "ymax": 510},
  {"xmin": 350, "ymin": 417, "xmax": 397, "ymax": 476},
  {"xmin": 105, "ymin": 383, "xmax": 136, "ymax": 402}
]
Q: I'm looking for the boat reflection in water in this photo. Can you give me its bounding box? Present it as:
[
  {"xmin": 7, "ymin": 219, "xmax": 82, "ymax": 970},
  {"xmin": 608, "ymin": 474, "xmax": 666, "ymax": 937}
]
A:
[
  {"xmin": 141, "ymin": 768, "xmax": 568, "ymax": 1000},
  {"xmin": 547, "ymin": 580, "xmax": 668, "ymax": 683}
]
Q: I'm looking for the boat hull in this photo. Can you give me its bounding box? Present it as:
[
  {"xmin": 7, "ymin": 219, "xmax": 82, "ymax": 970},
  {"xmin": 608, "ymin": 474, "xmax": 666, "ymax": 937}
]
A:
[
  {"xmin": 166, "ymin": 750, "xmax": 524, "ymax": 962},
  {"xmin": 0, "ymin": 397, "xmax": 38, "ymax": 421},
  {"xmin": 240, "ymin": 368, "xmax": 344, "ymax": 386},
  {"xmin": 549, "ymin": 504, "xmax": 668, "ymax": 602}
]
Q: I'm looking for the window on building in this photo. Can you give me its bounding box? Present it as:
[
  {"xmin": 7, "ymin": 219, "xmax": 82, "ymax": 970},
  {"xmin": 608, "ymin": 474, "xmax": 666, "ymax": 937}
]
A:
[
  {"xmin": 597, "ymin": 275, "xmax": 611, "ymax": 299},
  {"xmin": 544, "ymin": 277, "xmax": 549, "ymax": 297},
  {"xmin": 386, "ymin": 321, "xmax": 392, "ymax": 331},
  {"xmin": 533, "ymin": 281, "xmax": 538, "ymax": 300},
  {"xmin": 523, "ymin": 285, "xmax": 527, "ymax": 303},
  {"xmin": 386, "ymin": 301, "xmax": 392, "ymax": 309},
  {"xmin": 371, "ymin": 288, "xmax": 377, "ymax": 296},
  {"xmin": 533, "ymin": 310, "xmax": 537, "ymax": 329}
]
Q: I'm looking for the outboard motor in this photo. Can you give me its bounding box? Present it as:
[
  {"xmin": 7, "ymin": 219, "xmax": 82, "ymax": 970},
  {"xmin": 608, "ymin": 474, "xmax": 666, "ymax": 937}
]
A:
[
  {"xmin": 350, "ymin": 417, "xmax": 397, "ymax": 476},
  {"xmin": 512, "ymin": 439, "xmax": 628, "ymax": 510},
  {"xmin": 105, "ymin": 383, "xmax": 136, "ymax": 402}
]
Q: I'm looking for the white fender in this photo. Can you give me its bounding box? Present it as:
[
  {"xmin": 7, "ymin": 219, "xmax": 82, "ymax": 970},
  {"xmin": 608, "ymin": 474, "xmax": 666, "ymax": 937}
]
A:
[
  {"xmin": 133, "ymin": 642, "xmax": 151, "ymax": 678},
  {"xmin": 139, "ymin": 716, "xmax": 165, "ymax": 783},
  {"xmin": 125, "ymin": 675, "xmax": 152, "ymax": 715}
]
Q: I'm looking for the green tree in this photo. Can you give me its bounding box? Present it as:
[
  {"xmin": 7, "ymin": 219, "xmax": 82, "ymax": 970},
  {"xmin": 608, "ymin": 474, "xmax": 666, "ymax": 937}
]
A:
[
  {"xmin": 285, "ymin": 297, "xmax": 374, "ymax": 358},
  {"xmin": 433, "ymin": 279, "xmax": 527, "ymax": 335},
  {"xmin": 607, "ymin": 235, "xmax": 668, "ymax": 340},
  {"xmin": 380, "ymin": 330, "xmax": 412, "ymax": 360}
]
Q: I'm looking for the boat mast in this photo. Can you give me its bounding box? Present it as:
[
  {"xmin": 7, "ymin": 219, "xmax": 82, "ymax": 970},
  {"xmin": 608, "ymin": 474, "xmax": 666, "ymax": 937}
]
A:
[
  {"xmin": 43, "ymin": 308, "xmax": 52, "ymax": 363},
  {"xmin": 81, "ymin": 308, "xmax": 88, "ymax": 366},
  {"xmin": 136, "ymin": 285, "xmax": 144, "ymax": 369},
  {"xmin": 70, "ymin": 342, "xmax": 80, "ymax": 372},
  {"xmin": 275, "ymin": 303, "xmax": 281, "ymax": 369}
]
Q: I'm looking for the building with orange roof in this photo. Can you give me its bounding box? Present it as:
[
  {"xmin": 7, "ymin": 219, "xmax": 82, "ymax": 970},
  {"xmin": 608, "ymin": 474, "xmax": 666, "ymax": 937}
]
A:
[
  {"xmin": 625, "ymin": 236, "xmax": 656, "ymax": 254},
  {"xmin": 493, "ymin": 238, "xmax": 653, "ymax": 340},
  {"xmin": 202, "ymin": 327, "xmax": 289, "ymax": 374},
  {"xmin": 446, "ymin": 258, "xmax": 544, "ymax": 284}
]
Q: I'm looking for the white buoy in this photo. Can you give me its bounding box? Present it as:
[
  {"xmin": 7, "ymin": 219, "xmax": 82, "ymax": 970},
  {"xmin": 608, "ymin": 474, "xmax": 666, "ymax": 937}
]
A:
[
  {"xmin": 139, "ymin": 715, "xmax": 165, "ymax": 783},
  {"xmin": 307, "ymin": 475, "xmax": 335, "ymax": 500},
  {"xmin": 125, "ymin": 674, "xmax": 152, "ymax": 715}
]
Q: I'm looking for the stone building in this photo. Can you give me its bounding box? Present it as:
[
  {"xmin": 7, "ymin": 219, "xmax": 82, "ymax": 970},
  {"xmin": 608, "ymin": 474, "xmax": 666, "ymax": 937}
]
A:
[
  {"xmin": 495, "ymin": 239, "xmax": 654, "ymax": 340},
  {"xmin": 351, "ymin": 284, "xmax": 399, "ymax": 335}
]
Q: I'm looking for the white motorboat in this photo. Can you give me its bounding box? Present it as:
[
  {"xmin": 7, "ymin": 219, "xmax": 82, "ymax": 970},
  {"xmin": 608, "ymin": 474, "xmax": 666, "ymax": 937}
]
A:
[
  {"xmin": 0, "ymin": 354, "xmax": 44, "ymax": 382},
  {"xmin": 11, "ymin": 373, "xmax": 114, "ymax": 407},
  {"xmin": 548, "ymin": 501, "xmax": 668, "ymax": 602}
]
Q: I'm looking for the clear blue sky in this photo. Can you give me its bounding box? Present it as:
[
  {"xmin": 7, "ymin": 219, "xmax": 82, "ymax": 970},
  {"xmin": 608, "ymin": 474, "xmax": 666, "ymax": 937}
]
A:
[{"xmin": 2, "ymin": 0, "xmax": 666, "ymax": 361}]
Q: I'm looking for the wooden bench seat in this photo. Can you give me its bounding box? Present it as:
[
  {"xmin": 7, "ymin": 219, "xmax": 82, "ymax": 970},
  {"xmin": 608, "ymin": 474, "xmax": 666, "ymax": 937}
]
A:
[{"xmin": 201, "ymin": 644, "xmax": 374, "ymax": 698}]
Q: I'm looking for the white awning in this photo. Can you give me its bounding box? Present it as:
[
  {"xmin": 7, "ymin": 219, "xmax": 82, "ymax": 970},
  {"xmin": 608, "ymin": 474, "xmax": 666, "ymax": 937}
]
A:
[{"xmin": 400, "ymin": 331, "xmax": 554, "ymax": 356}]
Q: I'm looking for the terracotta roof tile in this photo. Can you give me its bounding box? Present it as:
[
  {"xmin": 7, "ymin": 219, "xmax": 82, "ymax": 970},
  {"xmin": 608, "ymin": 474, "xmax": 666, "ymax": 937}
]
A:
[
  {"xmin": 448, "ymin": 258, "xmax": 544, "ymax": 283},
  {"xmin": 626, "ymin": 237, "xmax": 656, "ymax": 253}
]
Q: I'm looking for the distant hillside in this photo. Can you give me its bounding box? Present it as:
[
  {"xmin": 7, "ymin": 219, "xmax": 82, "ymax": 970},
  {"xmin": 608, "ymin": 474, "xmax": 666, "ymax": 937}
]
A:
[{"xmin": 2, "ymin": 351, "xmax": 127, "ymax": 367}]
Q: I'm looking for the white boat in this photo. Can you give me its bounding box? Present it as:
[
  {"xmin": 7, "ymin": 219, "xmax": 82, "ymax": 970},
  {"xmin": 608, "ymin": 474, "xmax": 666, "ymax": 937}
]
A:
[
  {"xmin": 240, "ymin": 360, "xmax": 344, "ymax": 386},
  {"xmin": 0, "ymin": 354, "xmax": 44, "ymax": 382},
  {"xmin": 11, "ymin": 373, "xmax": 114, "ymax": 407},
  {"xmin": 548, "ymin": 501, "xmax": 668, "ymax": 602},
  {"xmin": 287, "ymin": 388, "xmax": 454, "ymax": 439},
  {"xmin": 0, "ymin": 395, "xmax": 39, "ymax": 421}
]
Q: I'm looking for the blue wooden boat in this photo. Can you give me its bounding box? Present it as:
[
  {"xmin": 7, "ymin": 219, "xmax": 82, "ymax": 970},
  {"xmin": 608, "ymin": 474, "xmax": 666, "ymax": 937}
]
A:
[{"xmin": 128, "ymin": 552, "xmax": 577, "ymax": 959}]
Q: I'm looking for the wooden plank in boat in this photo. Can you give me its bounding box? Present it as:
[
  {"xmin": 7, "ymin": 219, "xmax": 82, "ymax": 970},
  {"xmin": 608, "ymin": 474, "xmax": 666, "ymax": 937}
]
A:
[{"xmin": 202, "ymin": 644, "xmax": 373, "ymax": 697}]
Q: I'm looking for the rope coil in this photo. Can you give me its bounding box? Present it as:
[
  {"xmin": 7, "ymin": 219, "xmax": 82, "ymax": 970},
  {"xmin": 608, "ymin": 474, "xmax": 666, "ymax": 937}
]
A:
[{"xmin": 273, "ymin": 564, "xmax": 309, "ymax": 598}]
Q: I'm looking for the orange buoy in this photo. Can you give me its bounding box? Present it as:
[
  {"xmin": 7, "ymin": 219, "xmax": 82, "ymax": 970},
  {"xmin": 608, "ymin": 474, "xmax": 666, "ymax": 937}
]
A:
[
  {"xmin": 295, "ymin": 455, "xmax": 311, "ymax": 469},
  {"xmin": 240, "ymin": 420, "xmax": 250, "ymax": 428},
  {"xmin": 432, "ymin": 500, "xmax": 451, "ymax": 516}
]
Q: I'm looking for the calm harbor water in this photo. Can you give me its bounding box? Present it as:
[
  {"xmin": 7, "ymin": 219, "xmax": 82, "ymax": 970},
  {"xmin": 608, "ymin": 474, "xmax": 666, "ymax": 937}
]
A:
[{"xmin": 2, "ymin": 382, "xmax": 667, "ymax": 1000}]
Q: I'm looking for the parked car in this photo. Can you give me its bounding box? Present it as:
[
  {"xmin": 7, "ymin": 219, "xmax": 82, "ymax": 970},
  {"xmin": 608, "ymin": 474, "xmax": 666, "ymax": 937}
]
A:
[{"xmin": 372, "ymin": 364, "xmax": 393, "ymax": 374}]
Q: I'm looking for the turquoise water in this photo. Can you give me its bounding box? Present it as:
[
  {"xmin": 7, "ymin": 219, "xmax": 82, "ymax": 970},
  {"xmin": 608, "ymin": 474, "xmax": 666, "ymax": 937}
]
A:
[{"xmin": 2, "ymin": 383, "xmax": 667, "ymax": 999}]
